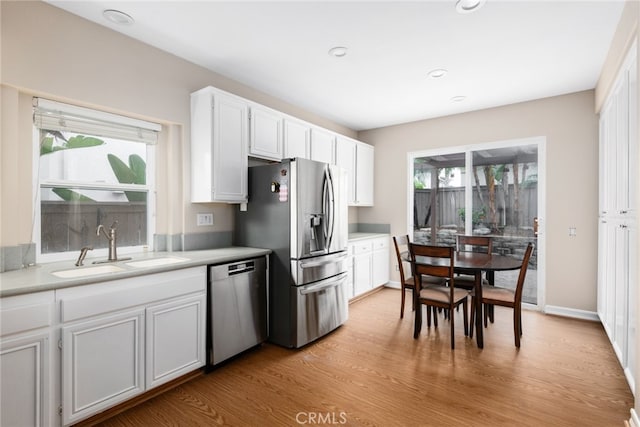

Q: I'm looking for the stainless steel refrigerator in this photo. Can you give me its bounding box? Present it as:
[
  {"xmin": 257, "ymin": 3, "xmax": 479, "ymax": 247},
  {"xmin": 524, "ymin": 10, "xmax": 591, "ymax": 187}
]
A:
[{"xmin": 235, "ymin": 158, "xmax": 349, "ymax": 348}]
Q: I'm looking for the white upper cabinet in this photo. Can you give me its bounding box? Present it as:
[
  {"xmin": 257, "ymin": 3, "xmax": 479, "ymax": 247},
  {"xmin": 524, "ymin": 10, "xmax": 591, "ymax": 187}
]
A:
[
  {"xmin": 335, "ymin": 136, "xmax": 357, "ymax": 204},
  {"xmin": 283, "ymin": 119, "xmax": 310, "ymax": 159},
  {"xmin": 190, "ymin": 85, "xmax": 375, "ymax": 206},
  {"xmin": 191, "ymin": 87, "xmax": 248, "ymax": 203},
  {"xmin": 249, "ymin": 105, "xmax": 283, "ymax": 161},
  {"xmin": 310, "ymin": 128, "xmax": 335, "ymax": 164},
  {"xmin": 355, "ymin": 142, "xmax": 374, "ymax": 206}
]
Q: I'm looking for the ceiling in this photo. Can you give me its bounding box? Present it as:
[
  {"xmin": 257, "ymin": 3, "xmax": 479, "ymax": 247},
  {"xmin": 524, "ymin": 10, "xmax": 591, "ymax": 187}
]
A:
[{"xmin": 45, "ymin": 1, "xmax": 625, "ymax": 132}]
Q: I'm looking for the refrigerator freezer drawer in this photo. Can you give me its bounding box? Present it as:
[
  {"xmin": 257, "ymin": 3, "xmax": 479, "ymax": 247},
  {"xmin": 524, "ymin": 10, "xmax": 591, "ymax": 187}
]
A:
[
  {"xmin": 293, "ymin": 272, "xmax": 349, "ymax": 348},
  {"xmin": 290, "ymin": 251, "xmax": 349, "ymax": 286}
]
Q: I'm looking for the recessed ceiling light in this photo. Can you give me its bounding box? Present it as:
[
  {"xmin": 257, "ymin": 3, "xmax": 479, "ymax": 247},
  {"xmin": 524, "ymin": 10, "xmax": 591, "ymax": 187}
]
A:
[
  {"xmin": 451, "ymin": 96, "xmax": 467, "ymax": 102},
  {"xmin": 103, "ymin": 9, "xmax": 134, "ymax": 25},
  {"xmin": 427, "ymin": 68, "xmax": 448, "ymax": 79},
  {"xmin": 328, "ymin": 47, "xmax": 348, "ymax": 58},
  {"xmin": 455, "ymin": 0, "xmax": 486, "ymax": 14}
]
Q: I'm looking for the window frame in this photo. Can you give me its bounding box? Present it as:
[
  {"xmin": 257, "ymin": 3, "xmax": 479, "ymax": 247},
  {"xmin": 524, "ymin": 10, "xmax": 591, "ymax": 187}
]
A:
[{"xmin": 32, "ymin": 103, "xmax": 157, "ymax": 264}]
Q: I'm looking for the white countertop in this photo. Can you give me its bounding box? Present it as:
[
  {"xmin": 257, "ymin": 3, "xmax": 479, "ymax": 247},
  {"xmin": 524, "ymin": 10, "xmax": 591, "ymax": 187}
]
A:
[
  {"xmin": 348, "ymin": 232, "xmax": 389, "ymax": 241},
  {"xmin": 0, "ymin": 247, "xmax": 271, "ymax": 298}
]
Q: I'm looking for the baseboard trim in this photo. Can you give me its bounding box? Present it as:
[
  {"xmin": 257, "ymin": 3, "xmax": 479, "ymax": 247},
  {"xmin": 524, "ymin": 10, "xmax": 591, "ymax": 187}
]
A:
[
  {"xmin": 630, "ymin": 408, "xmax": 640, "ymax": 427},
  {"xmin": 387, "ymin": 286, "xmax": 600, "ymax": 322},
  {"xmin": 544, "ymin": 305, "xmax": 599, "ymax": 321},
  {"xmin": 385, "ymin": 281, "xmax": 401, "ymax": 290},
  {"xmin": 73, "ymin": 368, "xmax": 204, "ymax": 426}
]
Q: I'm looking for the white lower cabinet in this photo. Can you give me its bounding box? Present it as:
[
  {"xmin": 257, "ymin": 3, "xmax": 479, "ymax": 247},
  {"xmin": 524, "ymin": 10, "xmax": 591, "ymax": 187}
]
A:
[
  {"xmin": 372, "ymin": 237, "xmax": 390, "ymax": 287},
  {"xmin": 352, "ymin": 245, "xmax": 373, "ymax": 296},
  {"xmin": 61, "ymin": 309, "xmax": 145, "ymax": 425},
  {"xmin": 0, "ymin": 291, "xmax": 55, "ymax": 427},
  {"xmin": 349, "ymin": 235, "xmax": 390, "ymax": 299},
  {"xmin": 146, "ymin": 295, "xmax": 206, "ymax": 389},
  {"xmin": 57, "ymin": 267, "xmax": 206, "ymax": 425}
]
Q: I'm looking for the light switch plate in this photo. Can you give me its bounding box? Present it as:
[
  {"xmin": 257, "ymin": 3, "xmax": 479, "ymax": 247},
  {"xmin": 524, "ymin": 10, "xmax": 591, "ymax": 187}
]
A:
[{"xmin": 197, "ymin": 213, "xmax": 213, "ymax": 226}]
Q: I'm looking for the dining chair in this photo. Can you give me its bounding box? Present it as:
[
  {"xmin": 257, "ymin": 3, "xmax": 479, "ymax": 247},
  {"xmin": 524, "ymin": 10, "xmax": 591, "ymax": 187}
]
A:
[
  {"xmin": 454, "ymin": 235, "xmax": 493, "ymax": 290},
  {"xmin": 469, "ymin": 243, "xmax": 534, "ymax": 348},
  {"xmin": 409, "ymin": 243, "xmax": 469, "ymax": 349},
  {"xmin": 392, "ymin": 235, "xmax": 446, "ymax": 320}
]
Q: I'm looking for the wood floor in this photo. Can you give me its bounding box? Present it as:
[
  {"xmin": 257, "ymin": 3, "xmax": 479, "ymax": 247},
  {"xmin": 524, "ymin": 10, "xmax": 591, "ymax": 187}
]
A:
[{"xmin": 96, "ymin": 288, "xmax": 633, "ymax": 426}]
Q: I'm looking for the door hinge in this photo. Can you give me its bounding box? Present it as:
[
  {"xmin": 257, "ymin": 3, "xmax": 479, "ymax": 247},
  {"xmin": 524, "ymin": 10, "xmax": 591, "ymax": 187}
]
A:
[{"xmin": 58, "ymin": 339, "xmax": 63, "ymax": 350}]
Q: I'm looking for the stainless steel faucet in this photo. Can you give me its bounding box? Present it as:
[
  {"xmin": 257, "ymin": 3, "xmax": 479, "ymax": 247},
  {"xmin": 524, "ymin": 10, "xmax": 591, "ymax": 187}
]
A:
[
  {"xmin": 97, "ymin": 221, "xmax": 120, "ymax": 262},
  {"xmin": 75, "ymin": 246, "xmax": 93, "ymax": 266},
  {"xmin": 93, "ymin": 221, "xmax": 131, "ymax": 264}
]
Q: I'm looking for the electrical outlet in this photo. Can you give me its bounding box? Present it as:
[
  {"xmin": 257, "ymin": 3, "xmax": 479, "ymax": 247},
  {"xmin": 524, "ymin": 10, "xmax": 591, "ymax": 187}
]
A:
[{"xmin": 197, "ymin": 213, "xmax": 213, "ymax": 226}]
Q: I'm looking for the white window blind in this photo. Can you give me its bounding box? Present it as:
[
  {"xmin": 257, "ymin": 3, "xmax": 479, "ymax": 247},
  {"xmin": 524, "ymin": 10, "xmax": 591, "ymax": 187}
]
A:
[{"xmin": 33, "ymin": 98, "xmax": 161, "ymax": 144}]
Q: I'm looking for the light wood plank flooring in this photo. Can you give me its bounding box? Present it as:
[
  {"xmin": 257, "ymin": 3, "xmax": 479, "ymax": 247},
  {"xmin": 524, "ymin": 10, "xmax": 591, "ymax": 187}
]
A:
[{"xmin": 97, "ymin": 288, "xmax": 633, "ymax": 426}]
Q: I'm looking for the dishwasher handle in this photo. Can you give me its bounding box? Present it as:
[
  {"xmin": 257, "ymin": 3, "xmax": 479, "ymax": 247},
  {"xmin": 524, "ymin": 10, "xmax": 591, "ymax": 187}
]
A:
[{"xmin": 228, "ymin": 261, "xmax": 255, "ymax": 276}]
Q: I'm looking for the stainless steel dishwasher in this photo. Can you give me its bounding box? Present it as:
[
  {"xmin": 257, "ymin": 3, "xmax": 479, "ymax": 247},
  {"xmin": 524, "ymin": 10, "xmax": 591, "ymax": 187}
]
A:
[{"xmin": 208, "ymin": 256, "xmax": 267, "ymax": 366}]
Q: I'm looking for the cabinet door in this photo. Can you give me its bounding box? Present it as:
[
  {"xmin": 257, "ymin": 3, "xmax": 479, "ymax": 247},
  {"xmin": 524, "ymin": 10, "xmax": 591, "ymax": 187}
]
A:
[
  {"xmin": 355, "ymin": 143, "xmax": 374, "ymax": 206},
  {"xmin": 213, "ymin": 93, "xmax": 249, "ymax": 202},
  {"xmin": 62, "ymin": 309, "xmax": 145, "ymax": 425},
  {"xmin": 249, "ymin": 106, "xmax": 282, "ymax": 161},
  {"xmin": 146, "ymin": 294, "xmax": 206, "ymax": 389},
  {"xmin": 353, "ymin": 253, "xmax": 372, "ymax": 297},
  {"xmin": 372, "ymin": 238, "xmax": 390, "ymax": 287},
  {"xmin": 335, "ymin": 136, "xmax": 357, "ymax": 205},
  {"xmin": 283, "ymin": 119, "xmax": 310, "ymax": 159},
  {"xmin": 310, "ymin": 128, "xmax": 335, "ymax": 164},
  {"xmin": 1, "ymin": 333, "xmax": 50, "ymax": 427}
]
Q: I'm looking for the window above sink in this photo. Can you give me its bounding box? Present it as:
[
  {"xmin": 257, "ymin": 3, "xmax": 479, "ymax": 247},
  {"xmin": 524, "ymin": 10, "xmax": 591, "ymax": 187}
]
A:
[{"xmin": 33, "ymin": 98, "xmax": 161, "ymax": 264}]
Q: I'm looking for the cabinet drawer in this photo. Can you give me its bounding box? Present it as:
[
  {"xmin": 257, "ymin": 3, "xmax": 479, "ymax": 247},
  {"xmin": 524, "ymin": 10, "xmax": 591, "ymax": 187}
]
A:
[
  {"xmin": 1, "ymin": 291, "xmax": 54, "ymax": 337},
  {"xmin": 58, "ymin": 267, "xmax": 206, "ymax": 323},
  {"xmin": 352, "ymin": 241, "xmax": 373, "ymax": 255},
  {"xmin": 372, "ymin": 237, "xmax": 389, "ymax": 250}
]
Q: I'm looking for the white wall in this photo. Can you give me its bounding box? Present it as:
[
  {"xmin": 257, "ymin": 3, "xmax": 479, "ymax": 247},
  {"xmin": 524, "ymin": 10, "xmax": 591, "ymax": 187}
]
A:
[
  {"xmin": 0, "ymin": 0, "xmax": 357, "ymax": 250},
  {"xmin": 359, "ymin": 90, "xmax": 599, "ymax": 312}
]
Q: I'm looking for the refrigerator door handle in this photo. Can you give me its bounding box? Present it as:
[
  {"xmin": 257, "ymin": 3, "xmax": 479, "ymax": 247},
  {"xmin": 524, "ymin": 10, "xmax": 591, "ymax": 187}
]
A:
[
  {"xmin": 299, "ymin": 252, "xmax": 348, "ymax": 268},
  {"xmin": 300, "ymin": 272, "xmax": 348, "ymax": 295},
  {"xmin": 324, "ymin": 166, "xmax": 336, "ymax": 251}
]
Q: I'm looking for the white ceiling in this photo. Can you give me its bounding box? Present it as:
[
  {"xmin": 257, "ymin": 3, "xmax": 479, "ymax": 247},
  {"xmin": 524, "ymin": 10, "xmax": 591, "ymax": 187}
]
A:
[{"xmin": 45, "ymin": 0, "xmax": 625, "ymax": 131}]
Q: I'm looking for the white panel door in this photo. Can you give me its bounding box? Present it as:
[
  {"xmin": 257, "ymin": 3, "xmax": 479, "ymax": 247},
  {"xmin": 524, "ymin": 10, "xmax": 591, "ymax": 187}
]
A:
[
  {"xmin": 310, "ymin": 128, "xmax": 335, "ymax": 164},
  {"xmin": 355, "ymin": 143, "xmax": 374, "ymax": 206},
  {"xmin": 62, "ymin": 309, "xmax": 145, "ymax": 425},
  {"xmin": 371, "ymin": 238, "xmax": 390, "ymax": 287},
  {"xmin": 353, "ymin": 253, "xmax": 372, "ymax": 297},
  {"xmin": 249, "ymin": 106, "xmax": 282, "ymax": 161},
  {"xmin": 1, "ymin": 333, "xmax": 49, "ymax": 427},
  {"xmin": 213, "ymin": 93, "xmax": 248, "ymax": 202},
  {"xmin": 283, "ymin": 119, "xmax": 310, "ymax": 159},
  {"xmin": 146, "ymin": 294, "xmax": 206, "ymax": 389},
  {"xmin": 335, "ymin": 136, "xmax": 357, "ymax": 204}
]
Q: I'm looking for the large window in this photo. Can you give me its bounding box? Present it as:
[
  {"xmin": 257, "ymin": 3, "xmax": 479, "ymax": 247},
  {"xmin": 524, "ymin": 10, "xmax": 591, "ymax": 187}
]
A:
[
  {"xmin": 33, "ymin": 98, "xmax": 159, "ymax": 262},
  {"xmin": 409, "ymin": 138, "xmax": 544, "ymax": 306}
]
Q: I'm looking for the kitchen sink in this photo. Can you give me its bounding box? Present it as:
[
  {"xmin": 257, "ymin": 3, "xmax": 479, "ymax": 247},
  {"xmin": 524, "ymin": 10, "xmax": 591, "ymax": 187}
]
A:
[
  {"xmin": 125, "ymin": 256, "xmax": 189, "ymax": 268},
  {"xmin": 52, "ymin": 264, "xmax": 125, "ymax": 278}
]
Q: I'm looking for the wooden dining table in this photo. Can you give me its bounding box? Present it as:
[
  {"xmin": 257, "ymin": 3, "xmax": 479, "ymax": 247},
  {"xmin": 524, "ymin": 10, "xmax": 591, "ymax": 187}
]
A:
[{"xmin": 412, "ymin": 250, "xmax": 522, "ymax": 349}]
